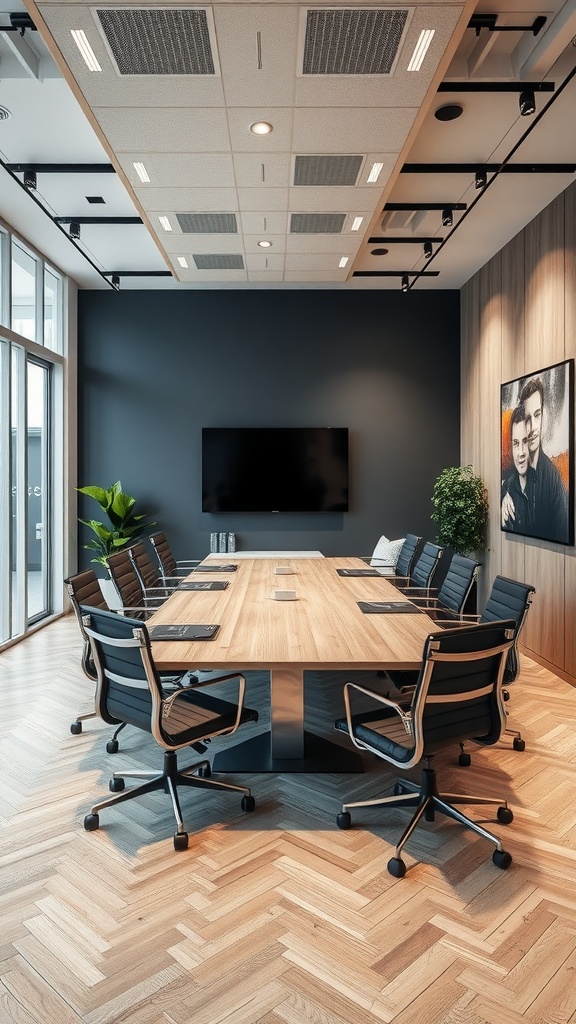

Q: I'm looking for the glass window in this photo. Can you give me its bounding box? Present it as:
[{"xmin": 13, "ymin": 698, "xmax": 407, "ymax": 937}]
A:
[
  {"xmin": 0, "ymin": 229, "xmax": 8, "ymax": 328},
  {"xmin": 44, "ymin": 267, "xmax": 62, "ymax": 353},
  {"xmin": 27, "ymin": 359, "xmax": 51, "ymax": 621},
  {"xmin": 11, "ymin": 242, "xmax": 38, "ymax": 342}
]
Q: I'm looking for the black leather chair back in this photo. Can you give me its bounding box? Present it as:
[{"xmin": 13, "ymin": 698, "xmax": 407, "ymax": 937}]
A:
[
  {"xmin": 395, "ymin": 534, "xmax": 421, "ymax": 578},
  {"xmin": 436, "ymin": 554, "xmax": 480, "ymax": 616},
  {"xmin": 80, "ymin": 606, "xmax": 156, "ymax": 731},
  {"xmin": 480, "ymin": 575, "xmax": 535, "ymax": 683},
  {"xmin": 410, "ymin": 542, "xmax": 443, "ymax": 590}
]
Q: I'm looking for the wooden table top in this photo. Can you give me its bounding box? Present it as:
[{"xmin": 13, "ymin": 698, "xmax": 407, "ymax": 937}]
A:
[{"xmin": 150, "ymin": 556, "xmax": 438, "ymax": 673}]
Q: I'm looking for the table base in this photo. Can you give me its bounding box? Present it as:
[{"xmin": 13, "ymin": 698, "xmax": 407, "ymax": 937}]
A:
[{"xmin": 212, "ymin": 730, "xmax": 364, "ymax": 773}]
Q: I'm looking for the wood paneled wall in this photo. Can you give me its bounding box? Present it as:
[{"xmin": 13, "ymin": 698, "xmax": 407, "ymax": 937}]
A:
[{"xmin": 461, "ymin": 180, "xmax": 576, "ymax": 685}]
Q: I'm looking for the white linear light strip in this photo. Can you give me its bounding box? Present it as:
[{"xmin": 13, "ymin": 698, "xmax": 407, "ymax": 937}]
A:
[
  {"xmin": 71, "ymin": 29, "xmax": 102, "ymax": 71},
  {"xmin": 133, "ymin": 162, "xmax": 150, "ymax": 183},
  {"xmin": 177, "ymin": 257, "xmax": 188, "ymax": 268},
  {"xmin": 351, "ymin": 216, "xmax": 363, "ymax": 231},
  {"xmin": 407, "ymin": 29, "xmax": 435, "ymax": 72},
  {"xmin": 158, "ymin": 216, "xmax": 172, "ymax": 231},
  {"xmin": 367, "ymin": 163, "xmax": 383, "ymax": 184},
  {"xmin": 339, "ymin": 257, "xmax": 349, "ymax": 268}
]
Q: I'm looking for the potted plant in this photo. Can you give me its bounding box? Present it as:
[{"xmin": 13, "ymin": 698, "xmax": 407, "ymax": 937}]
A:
[
  {"xmin": 77, "ymin": 481, "xmax": 155, "ymax": 602},
  {"xmin": 430, "ymin": 465, "xmax": 488, "ymax": 556}
]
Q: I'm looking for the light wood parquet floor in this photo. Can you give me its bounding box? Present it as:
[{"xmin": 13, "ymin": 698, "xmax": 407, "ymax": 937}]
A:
[{"xmin": 1, "ymin": 614, "xmax": 576, "ymax": 1024}]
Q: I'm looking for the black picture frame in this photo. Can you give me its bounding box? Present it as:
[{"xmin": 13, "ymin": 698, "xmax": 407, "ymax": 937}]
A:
[{"xmin": 501, "ymin": 359, "xmax": 574, "ymax": 545}]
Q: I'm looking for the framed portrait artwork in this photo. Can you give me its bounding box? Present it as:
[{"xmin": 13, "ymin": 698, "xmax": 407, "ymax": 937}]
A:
[{"xmin": 501, "ymin": 359, "xmax": 574, "ymax": 546}]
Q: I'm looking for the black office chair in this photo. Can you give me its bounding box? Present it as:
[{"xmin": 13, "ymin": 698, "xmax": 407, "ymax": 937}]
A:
[
  {"xmin": 389, "ymin": 541, "xmax": 443, "ymax": 594},
  {"xmin": 456, "ymin": 575, "xmax": 535, "ymax": 762},
  {"xmin": 81, "ymin": 606, "xmax": 258, "ymax": 850},
  {"xmin": 65, "ymin": 569, "xmax": 128, "ymax": 748},
  {"xmin": 335, "ymin": 620, "xmax": 516, "ymax": 877},
  {"xmin": 385, "ymin": 554, "xmax": 481, "ymax": 691},
  {"xmin": 150, "ymin": 531, "xmax": 200, "ymax": 586}
]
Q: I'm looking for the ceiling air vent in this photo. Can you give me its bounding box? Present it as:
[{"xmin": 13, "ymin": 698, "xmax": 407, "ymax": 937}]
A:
[
  {"xmin": 294, "ymin": 155, "xmax": 363, "ymax": 186},
  {"xmin": 303, "ymin": 9, "xmax": 409, "ymax": 75},
  {"xmin": 97, "ymin": 9, "xmax": 215, "ymax": 75},
  {"xmin": 0, "ymin": 106, "xmax": 12, "ymax": 121},
  {"xmin": 290, "ymin": 213, "xmax": 346, "ymax": 233},
  {"xmin": 192, "ymin": 254, "xmax": 244, "ymax": 270},
  {"xmin": 176, "ymin": 213, "xmax": 238, "ymax": 233}
]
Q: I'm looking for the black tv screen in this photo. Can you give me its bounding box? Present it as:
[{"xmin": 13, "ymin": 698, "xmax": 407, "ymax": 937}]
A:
[{"xmin": 202, "ymin": 427, "xmax": 349, "ymax": 513}]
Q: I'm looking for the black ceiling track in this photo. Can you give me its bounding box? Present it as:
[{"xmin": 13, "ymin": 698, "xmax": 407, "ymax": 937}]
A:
[
  {"xmin": 353, "ymin": 270, "xmax": 440, "ymax": 277},
  {"xmin": 7, "ymin": 163, "xmax": 115, "ymax": 173},
  {"xmin": 105, "ymin": 271, "xmax": 173, "ymax": 277},
  {"xmin": 384, "ymin": 202, "xmax": 467, "ymax": 211},
  {"xmin": 437, "ymin": 81, "xmax": 554, "ymax": 93},
  {"xmin": 55, "ymin": 216, "xmax": 142, "ymax": 225},
  {"xmin": 468, "ymin": 14, "xmax": 546, "ymax": 35},
  {"xmin": 401, "ymin": 163, "xmax": 576, "ymax": 174},
  {"xmin": 368, "ymin": 236, "xmax": 443, "ymax": 243}
]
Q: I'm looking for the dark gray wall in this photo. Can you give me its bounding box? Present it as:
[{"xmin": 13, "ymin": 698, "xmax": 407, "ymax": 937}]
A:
[{"xmin": 77, "ymin": 289, "xmax": 460, "ymax": 564}]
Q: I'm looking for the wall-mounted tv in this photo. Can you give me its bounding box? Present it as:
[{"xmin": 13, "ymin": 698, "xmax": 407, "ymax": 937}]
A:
[{"xmin": 202, "ymin": 427, "xmax": 349, "ymax": 513}]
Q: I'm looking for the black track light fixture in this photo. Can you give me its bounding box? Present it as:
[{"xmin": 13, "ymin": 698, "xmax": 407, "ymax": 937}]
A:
[
  {"xmin": 69, "ymin": 221, "xmax": 81, "ymax": 240},
  {"xmin": 401, "ymin": 274, "xmax": 409, "ymax": 292},
  {"xmin": 475, "ymin": 168, "xmax": 487, "ymax": 189},
  {"xmin": 423, "ymin": 240, "xmax": 433, "ymax": 258},
  {"xmin": 111, "ymin": 274, "xmax": 120, "ymax": 289},
  {"xmin": 441, "ymin": 208, "xmax": 453, "ymax": 227},
  {"xmin": 23, "ymin": 169, "xmax": 37, "ymax": 190},
  {"xmin": 519, "ymin": 88, "xmax": 536, "ymax": 115}
]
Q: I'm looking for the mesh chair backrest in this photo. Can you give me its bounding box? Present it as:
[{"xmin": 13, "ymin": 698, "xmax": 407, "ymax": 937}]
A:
[
  {"xmin": 107, "ymin": 550, "xmax": 144, "ymax": 610},
  {"xmin": 480, "ymin": 575, "xmax": 535, "ymax": 683},
  {"xmin": 150, "ymin": 532, "xmax": 177, "ymax": 577},
  {"xmin": 396, "ymin": 534, "xmax": 421, "ymax": 578},
  {"xmin": 129, "ymin": 541, "xmax": 162, "ymax": 591},
  {"xmin": 80, "ymin": 605, "xmax": 158, "ymax": 731},
  {"xmin": 411, "ymin": 542, "xmax": 443, "ymax": 589},
  {"xmin": 64, "ymin": 569, "xmax": 108, "ymax": 679},
  {"xmin": 413, "ymin": 620, "xmax": 515, "ymax": 753},
  {"xmin": 436, "ymin": 554, "xmax": 480, "ymax": 615}
]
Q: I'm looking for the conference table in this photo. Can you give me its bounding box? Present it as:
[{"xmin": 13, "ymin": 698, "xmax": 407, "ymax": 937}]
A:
[{"xmin": 150, "ymin": 556, "xmax": 437, "ymax": 773}]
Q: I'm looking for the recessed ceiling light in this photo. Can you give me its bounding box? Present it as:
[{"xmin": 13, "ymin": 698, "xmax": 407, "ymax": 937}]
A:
[
  {"xmin": 258, "ymin": 240, "xmax": 272, "ymax": 247},
  {"xmin": 407, "ymin": 29, "xmax": 435, "ymax": 71},
  {"xmin": 177, "ymin": 256, "xmax": 188, "ymax": 268},
  {"xmin": 371, "ymin": 248, "xmax": 389, "ymax": 256},
  {"xmin": 250, "ymin": 121, "xmax": 273, "ymax": 135},
  {"xmin": 158, "ymin": 216, "xmax": 172, "ymax": 232},
  {"xmin": 351, "ymin": 216, "xmax": 364, "ymax": 231},
  {"xmin": 71, "ymin": 29, "xmax": 102, "ymax": 72},
  {"xmin": 339, "ymin": 257, "xmax": 349, "ymax": 268},
  {"xmin": 367, "ymin": 162, "xmax": 384, "ymax": 184},
  {"xmin": 133, "ymin": 161, "xmax": 150, "ymax": 183},
  {"xmin": 435, "ymin": 103, "xmax": 463, "ymax": 122}
]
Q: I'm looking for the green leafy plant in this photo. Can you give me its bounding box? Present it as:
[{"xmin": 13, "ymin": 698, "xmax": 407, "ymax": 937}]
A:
[
  {"xmin": 431, "ymin": 465, "xmax": 488, "ymax": 555},
  {"xmin": 77, "ymin": 481, "xmax": 155, "ymax": 568}
]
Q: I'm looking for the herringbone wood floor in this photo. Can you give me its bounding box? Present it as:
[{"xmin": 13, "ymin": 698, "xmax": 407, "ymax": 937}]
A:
[{"xmin": 1, "ymin": 615, "xmax": 576, "ymax": 1024}]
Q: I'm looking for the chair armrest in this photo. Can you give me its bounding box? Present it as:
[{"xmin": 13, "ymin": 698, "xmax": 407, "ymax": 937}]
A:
[
  {"xmin": 162, "ymin": 672, "xmax": 248, "ymax": 736},
  {"xmin": 176, "ymin": 559, "xmax": 201, "ymax": 567},
  {"xmin": 342, "ymin": 681, "xmax": 413, "ymax": 743}
]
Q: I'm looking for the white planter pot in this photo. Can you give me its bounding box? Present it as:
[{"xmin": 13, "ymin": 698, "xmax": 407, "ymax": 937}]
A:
[{"xmin": 99, "ymin": 577, "xmax": 122, "ymax": 611}]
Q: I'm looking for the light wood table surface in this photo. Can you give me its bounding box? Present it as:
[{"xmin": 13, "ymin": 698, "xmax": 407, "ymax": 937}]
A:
[{"xmin": 150, "ymin": 556, "xmax": 437, "ymax": 772}]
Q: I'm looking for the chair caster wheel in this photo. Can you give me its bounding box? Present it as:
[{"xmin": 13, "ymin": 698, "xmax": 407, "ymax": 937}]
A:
[
  {"xmin": 458, "ymin": 752, "xmax": 472, "ymax": 767},
  {"xmin": 336, "ymin": 812, "xmax": 351, "ymax": 830},
  {"xmin": 70, "ymin": 721, "xmax": 82, "ymax": 735},
  {"xmin": 513, "ymin": 738, "xmax": 525, "ymax": 752},
  {"xmin": 241, "ymin": 795, "xmax": 255, "ymax": 812},
  {"xmin": 387, "ymin": 857, "xmax": 406, "ymax": 878},
  {"xmin": 106, "ymin": 739, "xmax": 119, "ymax": 754},
  {"xmin": 393, "ymin": 783, "xmax": 403, "ymax": 796},
  {"xmin": 492, "ymin": 849, "xmax": 512, "ymax": 870},
  {"xmin": 503, "ymin": 689, "xmax": 510, "ymax": 702},
  {"xmin": 84, "ymin": 813, "xmax": 99, "ymax": 831},
  {"xmin": 109, "ymin": 777, "xmax": 125, "ymax": 792},
  {"xmin": 497, "ymin": 806, "xmax": 513, "ymax": 825},
  {"xmin": 198, "ymin": 764, "xmax": 211, "ymax": 778},
  {"xmin": 174, "ymin": 832, "xmax": 189, "ymax": 851}
]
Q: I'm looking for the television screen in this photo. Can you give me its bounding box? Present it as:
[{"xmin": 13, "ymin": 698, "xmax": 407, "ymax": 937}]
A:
[{"xmin": 202, "ymin": 427, "xmax": 349, "ymax": 513}]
